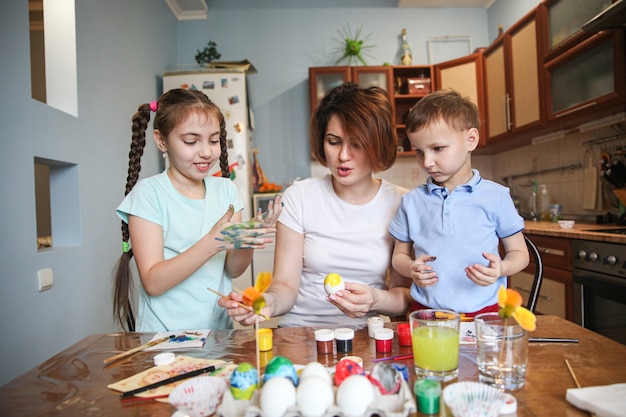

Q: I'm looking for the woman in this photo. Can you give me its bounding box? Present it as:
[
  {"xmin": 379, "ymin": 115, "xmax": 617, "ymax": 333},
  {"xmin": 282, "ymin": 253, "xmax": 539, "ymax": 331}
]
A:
[{"xmin": 219, "ymin": 83, "xmax": 411, "ymax": 328}]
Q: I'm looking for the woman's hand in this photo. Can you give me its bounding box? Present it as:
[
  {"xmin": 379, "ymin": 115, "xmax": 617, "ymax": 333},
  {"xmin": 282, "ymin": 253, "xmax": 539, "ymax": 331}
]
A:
[
  {"xmin": 327, "ymin": 282, "xmax": 374, "ymax": 318},
  {"xmin": 217, "ymin": 291, "xmax": 270, "ymax": 326}
]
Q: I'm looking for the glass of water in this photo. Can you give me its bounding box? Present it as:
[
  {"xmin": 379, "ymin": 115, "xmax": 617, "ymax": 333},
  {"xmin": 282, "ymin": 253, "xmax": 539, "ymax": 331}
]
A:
[{"xmin": 475, "ymin": 312, "xmax": 529, "ymax": 391}]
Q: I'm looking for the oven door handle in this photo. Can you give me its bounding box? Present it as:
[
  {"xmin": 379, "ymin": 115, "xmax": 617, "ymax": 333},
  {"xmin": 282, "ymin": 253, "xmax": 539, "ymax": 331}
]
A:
[{"xmin": 573, "ymin": 270, "xmax": 626, "ymax": 289}]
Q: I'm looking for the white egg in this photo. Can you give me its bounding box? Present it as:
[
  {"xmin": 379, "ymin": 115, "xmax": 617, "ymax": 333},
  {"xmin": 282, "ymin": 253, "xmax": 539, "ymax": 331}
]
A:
[
  {"xmin": 336, "ymin": 374, "xmax": 375, "ymax": 417},
  {"xmin": 260, "ymin": 377, "xmax": 296, "ymax": 417},
  {"xmin": 296, "ymin": 376, "xmax": 334, "ymax": 417},
  {"xmin": 300, "ymin": 361, "xmax": 332, "ymax": 384}
]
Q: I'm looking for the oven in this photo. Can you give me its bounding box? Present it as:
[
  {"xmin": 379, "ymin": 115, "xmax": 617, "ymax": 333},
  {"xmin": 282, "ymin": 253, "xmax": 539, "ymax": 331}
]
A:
[{"xmin": 572, "ymin": 237, "xmax": 626, "ymax": 345}]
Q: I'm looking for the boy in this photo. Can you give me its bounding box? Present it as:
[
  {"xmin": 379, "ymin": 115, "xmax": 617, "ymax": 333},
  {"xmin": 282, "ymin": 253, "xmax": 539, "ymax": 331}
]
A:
[{"xmin": 389, "ymin": 89, "xmax": 529, "ymax": 316}]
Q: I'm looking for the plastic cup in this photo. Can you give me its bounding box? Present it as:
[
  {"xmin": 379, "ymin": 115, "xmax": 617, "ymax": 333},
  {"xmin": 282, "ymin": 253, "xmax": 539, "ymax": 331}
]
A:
[{"xmin": 409, "ymin": 309, "xmax": 460, "ymax": 381}]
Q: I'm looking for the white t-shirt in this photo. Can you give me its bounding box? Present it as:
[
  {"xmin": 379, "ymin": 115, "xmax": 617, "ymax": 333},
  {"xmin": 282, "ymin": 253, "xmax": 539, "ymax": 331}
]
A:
[
  {"xmin": 116, "ymin": 170, "xmax": 244, "ymax": 332},
  {"xmin": 278, "ymin": 175, "xmax": 407, "ymax": 328}
]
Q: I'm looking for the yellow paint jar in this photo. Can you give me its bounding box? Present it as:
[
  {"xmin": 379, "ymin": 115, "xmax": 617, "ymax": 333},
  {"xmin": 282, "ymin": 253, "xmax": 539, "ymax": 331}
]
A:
[{"xmin": 257, "ymin": 328, "xmax": 273, "ymax": 351}]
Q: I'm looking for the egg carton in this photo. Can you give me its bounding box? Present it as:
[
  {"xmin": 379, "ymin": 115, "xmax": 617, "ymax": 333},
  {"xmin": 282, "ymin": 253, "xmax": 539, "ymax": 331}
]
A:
[{"xmin": 217, "ymin": 379, "xmax": 416, "ymax": 417}]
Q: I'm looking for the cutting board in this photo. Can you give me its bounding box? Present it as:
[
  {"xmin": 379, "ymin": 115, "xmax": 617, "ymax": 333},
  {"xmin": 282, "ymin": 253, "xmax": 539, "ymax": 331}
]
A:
[{"xmin": 583, "ymin": 152, "xmax": 597, "ymax": 210}]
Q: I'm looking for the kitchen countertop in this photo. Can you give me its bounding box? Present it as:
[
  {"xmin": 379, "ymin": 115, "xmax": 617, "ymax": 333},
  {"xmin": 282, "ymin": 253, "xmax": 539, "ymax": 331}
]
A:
[{"xmin": 524, "ymin": 220, "xmax": 626, "ymax": 244}]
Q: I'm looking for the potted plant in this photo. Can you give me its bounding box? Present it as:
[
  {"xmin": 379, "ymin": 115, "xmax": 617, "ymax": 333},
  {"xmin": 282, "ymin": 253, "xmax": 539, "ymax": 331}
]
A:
[{"xmin": 195, "ymin": 41, "xmax": 221, "ymax": 66}]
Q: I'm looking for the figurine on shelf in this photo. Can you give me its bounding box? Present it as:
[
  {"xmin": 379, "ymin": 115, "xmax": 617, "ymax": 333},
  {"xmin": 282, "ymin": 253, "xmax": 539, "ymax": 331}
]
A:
[{"xmin": 400, "ymin": 28, "xmax": 412, "ymax": 65}]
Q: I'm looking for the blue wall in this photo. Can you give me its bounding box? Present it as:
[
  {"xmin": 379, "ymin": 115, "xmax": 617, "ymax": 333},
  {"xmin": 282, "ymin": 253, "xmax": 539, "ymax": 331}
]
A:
[{"xmin": 0, "ymin": 0, "xmax": 538, "ymax": 385}]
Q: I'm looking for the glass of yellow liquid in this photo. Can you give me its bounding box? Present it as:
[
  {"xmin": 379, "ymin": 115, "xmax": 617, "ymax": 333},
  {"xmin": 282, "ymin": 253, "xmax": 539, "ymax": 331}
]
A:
[{"xmin": 409, "ymin": 309, "xmax": 460, "ymax": 381}]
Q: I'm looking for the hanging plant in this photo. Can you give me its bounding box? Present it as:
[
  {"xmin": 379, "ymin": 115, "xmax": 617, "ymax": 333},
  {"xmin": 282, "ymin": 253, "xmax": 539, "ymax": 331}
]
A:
[{"xmin": 195, "ymin": 41, "xmax": 222, "ymax": 65}]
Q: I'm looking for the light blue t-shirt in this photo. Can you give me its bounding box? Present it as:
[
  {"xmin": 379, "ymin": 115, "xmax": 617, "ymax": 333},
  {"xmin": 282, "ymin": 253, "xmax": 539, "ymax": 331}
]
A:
[
  {"xmin": 388, "ymin": 169, "xmax": 524, "ymax": 313},
  {"xmin": 116, "ymin": 170, "xmax": 244, "ymax": 332}
]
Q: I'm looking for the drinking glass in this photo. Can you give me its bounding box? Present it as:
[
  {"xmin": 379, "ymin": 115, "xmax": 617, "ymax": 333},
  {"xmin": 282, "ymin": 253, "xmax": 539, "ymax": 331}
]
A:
[
  {"xmin": 475, "ymin": 312, "xmax": 529, "ymax": 391},
  {"xmin": 409, "ymin": 309, "xmax": 460, "ymax": 381}
]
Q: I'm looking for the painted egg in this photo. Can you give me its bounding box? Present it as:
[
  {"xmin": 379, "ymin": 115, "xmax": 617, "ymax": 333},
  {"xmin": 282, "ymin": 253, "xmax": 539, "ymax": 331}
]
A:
[
  {"xmin": 336, "ymin": 374, "xmax": 375, "ymax": 417},
  {"xmin": 263, "ymin": 356, "xmax": 298, "ymax": 386},
  {"xmin": 334, "ymin": 358, "xmax": 364, "ymax": 387},
  {"xmin": 369, "ymin": 362, "xmax": 403, "ymax": 395},
  {"xmin": 324, "ymin": 273, "xmax": 345, "ymax": 295},
  {"xmin": 260, "ymin": 376, "xmax": 296, "ymax": 417},
  {"xmin": 229, "ymin": 362, "xmax": 258, "ymax": 400}
]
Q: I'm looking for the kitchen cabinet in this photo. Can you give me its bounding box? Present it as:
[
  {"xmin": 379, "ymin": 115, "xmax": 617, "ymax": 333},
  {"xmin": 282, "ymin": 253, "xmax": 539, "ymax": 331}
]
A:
[
  {"xmin": 434, "ymin": 52, "xmax": 486, "ymax": 148},
  {"xmin": 309, "ymin": 65, "xmax": 431, "ymax": 156},
  {"xmin": 510, "ymin": 234, "xmax": 573, "ymax": 320},
  {"xmin": 483, "ymin": 7, "xmax": 544, "ymax": 142},
  {"xmin": 308, "ymin": 66, "xmax": 393, "ymax": 115}
]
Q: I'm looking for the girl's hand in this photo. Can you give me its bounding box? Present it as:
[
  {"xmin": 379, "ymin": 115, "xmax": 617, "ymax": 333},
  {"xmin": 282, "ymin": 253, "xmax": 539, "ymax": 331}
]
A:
[
  {"xmin": 409, "ymin": 255, "xmax": 438, "ymax": 287},
  {"xmin": 213, "ymin": 206, "xmax": 276, "ymax": 250},
  {"xmin": 327, "ymin": 282, "xmax": 373, "ymax": 318},
  {"xmin": 465, "ymin": 252, "xmax": 502, "ymax": 286},
  {"xmin": 255, "ymin": 195, "xmax": 282, "ymax": 227}
]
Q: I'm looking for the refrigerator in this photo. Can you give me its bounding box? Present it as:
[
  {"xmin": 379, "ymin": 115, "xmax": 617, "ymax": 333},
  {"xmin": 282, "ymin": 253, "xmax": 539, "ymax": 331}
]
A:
[{"xmin": 163, "ymin": 69, "xmax": 254, "ymax": 286}]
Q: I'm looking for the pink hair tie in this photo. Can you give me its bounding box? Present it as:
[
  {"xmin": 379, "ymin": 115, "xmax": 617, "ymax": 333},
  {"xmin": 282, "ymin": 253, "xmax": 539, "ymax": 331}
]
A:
[{"xmin": 149, "ymin": 101, "xmax": 158, "ymax": 112}]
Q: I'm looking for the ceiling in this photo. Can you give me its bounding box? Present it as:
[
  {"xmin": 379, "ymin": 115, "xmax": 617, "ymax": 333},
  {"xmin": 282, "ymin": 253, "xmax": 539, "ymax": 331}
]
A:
[
  {"xmin": 397, "ymin": 0, "xmax": 494, "ymax": 7},
  {"xmin": 163, "ymin": 0, "xmax": 494, "ymax": 20}
]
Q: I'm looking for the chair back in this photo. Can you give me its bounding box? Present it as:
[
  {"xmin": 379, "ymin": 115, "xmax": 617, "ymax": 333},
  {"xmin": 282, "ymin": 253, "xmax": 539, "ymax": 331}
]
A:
[{"xmin": 524, "ymin": 235, "xmax": 544, "ymax": 313}]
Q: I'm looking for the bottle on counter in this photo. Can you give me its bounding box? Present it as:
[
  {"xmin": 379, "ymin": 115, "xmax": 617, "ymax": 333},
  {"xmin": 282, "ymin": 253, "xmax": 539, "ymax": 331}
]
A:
[
  {"xmin": 528, "ymin": 181, "xmax": 538, "ymax": 221},
  {"xmin": 539, "ymin": 184, "xmax": 551, "ymax": 221}
]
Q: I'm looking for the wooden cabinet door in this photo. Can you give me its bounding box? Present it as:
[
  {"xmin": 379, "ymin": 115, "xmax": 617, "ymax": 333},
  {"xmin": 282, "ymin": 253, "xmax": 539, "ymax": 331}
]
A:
[
  {"xmin": 484, "ymin": 42, "xmax": 508, "ymax": 139},
  {"xmin": 308, "ymin": 66, "xmax": 351, "ymax": 114},
  {"xmin": 435, "ymin": 52, "xmax": 486, "ymax": 147},
  {"xmin": 510, "ymin": 18, "xmax": 542, "ymax": 130}
]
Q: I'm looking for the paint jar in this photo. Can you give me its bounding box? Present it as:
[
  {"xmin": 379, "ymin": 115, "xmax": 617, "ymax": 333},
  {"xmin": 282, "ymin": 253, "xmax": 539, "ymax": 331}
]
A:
[
  {"xmin": 374, "ymin": 328, "xmax": 394, "ymax": 353},
  {"xmin": 260, "ymin": 350, "xmax": 273, "ymax": 368},
  {"xmin": 339, "ymin": 355, "xmax": 363, "ymax": 368},
  {"xmin": 367, "ymin": 316, "xmax": 384, "ymax": 338},
  {"xmin": 334, "ymin": 328, "xmax": 354, "ymax": 353},
  {"xmin": 397, "ymin": 323, "xmax": 412, "ymax": 346},
  {"xmin": 153, "ymin": 352, "xmax": 175, "ymax": 366},
  {"xmin": 315, "ymin": 329, "xmax": 334, "ymax": 354},
  {"xmin": 414, "ymin": 379, "xmax": 441, "ymax": 415},
  {"xmin": 257, "ymin": 328, "xmax": 273, "ymax": 351}
]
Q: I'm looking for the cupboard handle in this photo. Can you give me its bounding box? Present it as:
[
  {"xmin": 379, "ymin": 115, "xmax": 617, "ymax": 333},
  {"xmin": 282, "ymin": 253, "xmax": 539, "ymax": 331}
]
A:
[
  {"xmin": 537, "ymin": 246, "xmax": 565, "ymax": 257},
  {"xmin": 505, "ymin": 93, "xmax": 512, "ymax": 131},
  {"xmin": 514, "ymin": 286, "xmax": 552, "ymax": 302}
]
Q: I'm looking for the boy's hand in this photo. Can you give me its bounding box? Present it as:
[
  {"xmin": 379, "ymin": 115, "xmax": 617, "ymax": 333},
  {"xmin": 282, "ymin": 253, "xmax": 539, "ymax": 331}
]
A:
[
  {"xmin": 409, "ymin": 255, "xmax": 438, "ymax": 287},
  {"xmin": 464, "ymin": 252, "xmax": 502, "ymax": 286}
]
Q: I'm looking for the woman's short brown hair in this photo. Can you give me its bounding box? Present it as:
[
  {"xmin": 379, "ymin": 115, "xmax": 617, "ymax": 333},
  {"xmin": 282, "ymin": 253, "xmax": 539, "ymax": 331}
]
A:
[{"xmin": 309, "ymin": 83, "xmax": 397, "ymax": 172}]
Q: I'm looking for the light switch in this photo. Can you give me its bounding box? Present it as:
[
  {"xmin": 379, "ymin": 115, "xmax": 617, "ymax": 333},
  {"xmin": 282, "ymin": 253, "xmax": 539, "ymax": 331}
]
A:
[{"xmin": 37, "ymin": 268, "xmax": 53, "ymax": 292}]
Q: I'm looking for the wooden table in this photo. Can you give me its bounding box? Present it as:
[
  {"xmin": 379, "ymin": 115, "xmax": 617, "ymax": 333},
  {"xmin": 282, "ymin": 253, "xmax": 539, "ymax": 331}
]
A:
[{"xmin": 1, "ymin": 315, "xmax": 624, "ymax": 417}]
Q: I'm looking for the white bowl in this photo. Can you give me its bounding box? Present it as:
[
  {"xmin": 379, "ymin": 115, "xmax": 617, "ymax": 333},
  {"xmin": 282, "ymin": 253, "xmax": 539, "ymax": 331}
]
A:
[{"xmin": 558, "ymin": 220, "xmax": 575, "ymax": 229}]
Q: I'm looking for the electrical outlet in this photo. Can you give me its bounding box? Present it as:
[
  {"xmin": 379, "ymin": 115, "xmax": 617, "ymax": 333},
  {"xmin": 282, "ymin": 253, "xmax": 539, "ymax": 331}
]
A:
[{"xmin": 37, "ymin": 268, "xmax": 53, "ymax": 292}]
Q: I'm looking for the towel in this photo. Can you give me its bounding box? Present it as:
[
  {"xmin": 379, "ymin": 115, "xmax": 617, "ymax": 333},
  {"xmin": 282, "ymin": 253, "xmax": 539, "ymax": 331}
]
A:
[{"xmin": 566, "ymin": 383, "xmax": 626, "ymax": 417}]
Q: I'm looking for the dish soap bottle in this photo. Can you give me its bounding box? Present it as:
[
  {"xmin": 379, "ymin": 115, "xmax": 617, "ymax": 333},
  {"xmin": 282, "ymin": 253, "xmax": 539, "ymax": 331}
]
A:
[
  {"xmin": 539, "ymin": 184, "xmax": 551, "ymax": 221},
  {"xmin": 528, "ymin": 181, "xmax": 538, "ymax": 221}
]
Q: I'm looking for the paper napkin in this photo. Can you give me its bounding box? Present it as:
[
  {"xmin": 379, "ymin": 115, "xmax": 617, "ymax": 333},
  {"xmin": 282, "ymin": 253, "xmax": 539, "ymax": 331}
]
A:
[{"xmin": 566, "ymin": 383, "xmax": 626, "ymax": 417}]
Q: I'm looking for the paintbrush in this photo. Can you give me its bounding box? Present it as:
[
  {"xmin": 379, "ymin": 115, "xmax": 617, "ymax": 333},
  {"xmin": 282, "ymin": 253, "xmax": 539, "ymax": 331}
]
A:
[
  {"xmin": 207, "ymin": 287, "xmax": 270, "ymax": 321},
  {"xmin": 372, "ymin": 353, "xmax": 414, "ymax": 362},
  {"xmin": 103, "ymin": 334, "xmax": 175, "ymax": 365},
  {"xmin": 119, "ymin": 361, "xmax": 232, "ymax": 398}
]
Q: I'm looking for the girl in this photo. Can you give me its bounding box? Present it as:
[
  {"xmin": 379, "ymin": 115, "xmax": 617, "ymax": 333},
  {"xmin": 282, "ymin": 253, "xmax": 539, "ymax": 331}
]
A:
[{"xmin": 113, "ymin": 88, "xmax": 280, "ymax": 332}]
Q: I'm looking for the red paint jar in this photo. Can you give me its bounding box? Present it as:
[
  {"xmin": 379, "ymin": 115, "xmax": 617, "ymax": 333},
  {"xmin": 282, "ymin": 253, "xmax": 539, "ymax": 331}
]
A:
[
  {"xmin": 315, "ymin": 329, "xmax": 334, "ymax": 354},
  {"xmin": 375, "ymin": 328, "xmax": 394, "ymax": 353},
  {"xmin": 397, "ymin": 323, "xmax": 412, "ymax": 346}
]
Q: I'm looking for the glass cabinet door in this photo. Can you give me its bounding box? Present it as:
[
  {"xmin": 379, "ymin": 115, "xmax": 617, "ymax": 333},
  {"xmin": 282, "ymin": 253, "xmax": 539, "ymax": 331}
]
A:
[
  {"xmin": 546, "ymin": 0, "xmax": 612, "ymax": 51},
  {"xmin": 308, "ymin": 67, "xmax": 351, "ymax": 113},
  {"xmin": 547, "ymin": 35, "xmax": 616, "ymax": 116},
  {"xmin": 351, "ymin": 66, "xmax": 393, "ymax": 94}
]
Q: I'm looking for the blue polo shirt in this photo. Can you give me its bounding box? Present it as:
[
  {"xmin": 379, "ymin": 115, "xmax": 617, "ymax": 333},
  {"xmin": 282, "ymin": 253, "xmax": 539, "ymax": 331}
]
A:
[{"xmin": 389, "ymin": 169, "xmax": 524, "ymax": 313}]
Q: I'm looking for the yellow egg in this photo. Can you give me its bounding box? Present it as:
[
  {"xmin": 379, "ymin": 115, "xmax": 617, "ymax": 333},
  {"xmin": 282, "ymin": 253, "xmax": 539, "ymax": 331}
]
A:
[{"xmin": 323, "ymin": 273, "xmax": 345, "ymax": 295}]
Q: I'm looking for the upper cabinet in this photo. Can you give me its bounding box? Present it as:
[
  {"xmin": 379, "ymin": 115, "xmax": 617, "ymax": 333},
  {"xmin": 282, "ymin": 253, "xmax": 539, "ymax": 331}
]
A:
[
  {"xmin": 434, "ymin": 52, "xmax": 486, "ymax": 147},
  {"xmin": 309, "ymin": 65, "xmax": 430, "ymax": 156},
  {"xmin": 308, "ymin": 66, "xmax": 393, "ymax": 115},
  {"xmin": 483, "ymin": 7, "xmax": 544, "ymax": 143},
  {"xmin": 540, "ymin": 0, "xmax": 625, "ymax": 124}
]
